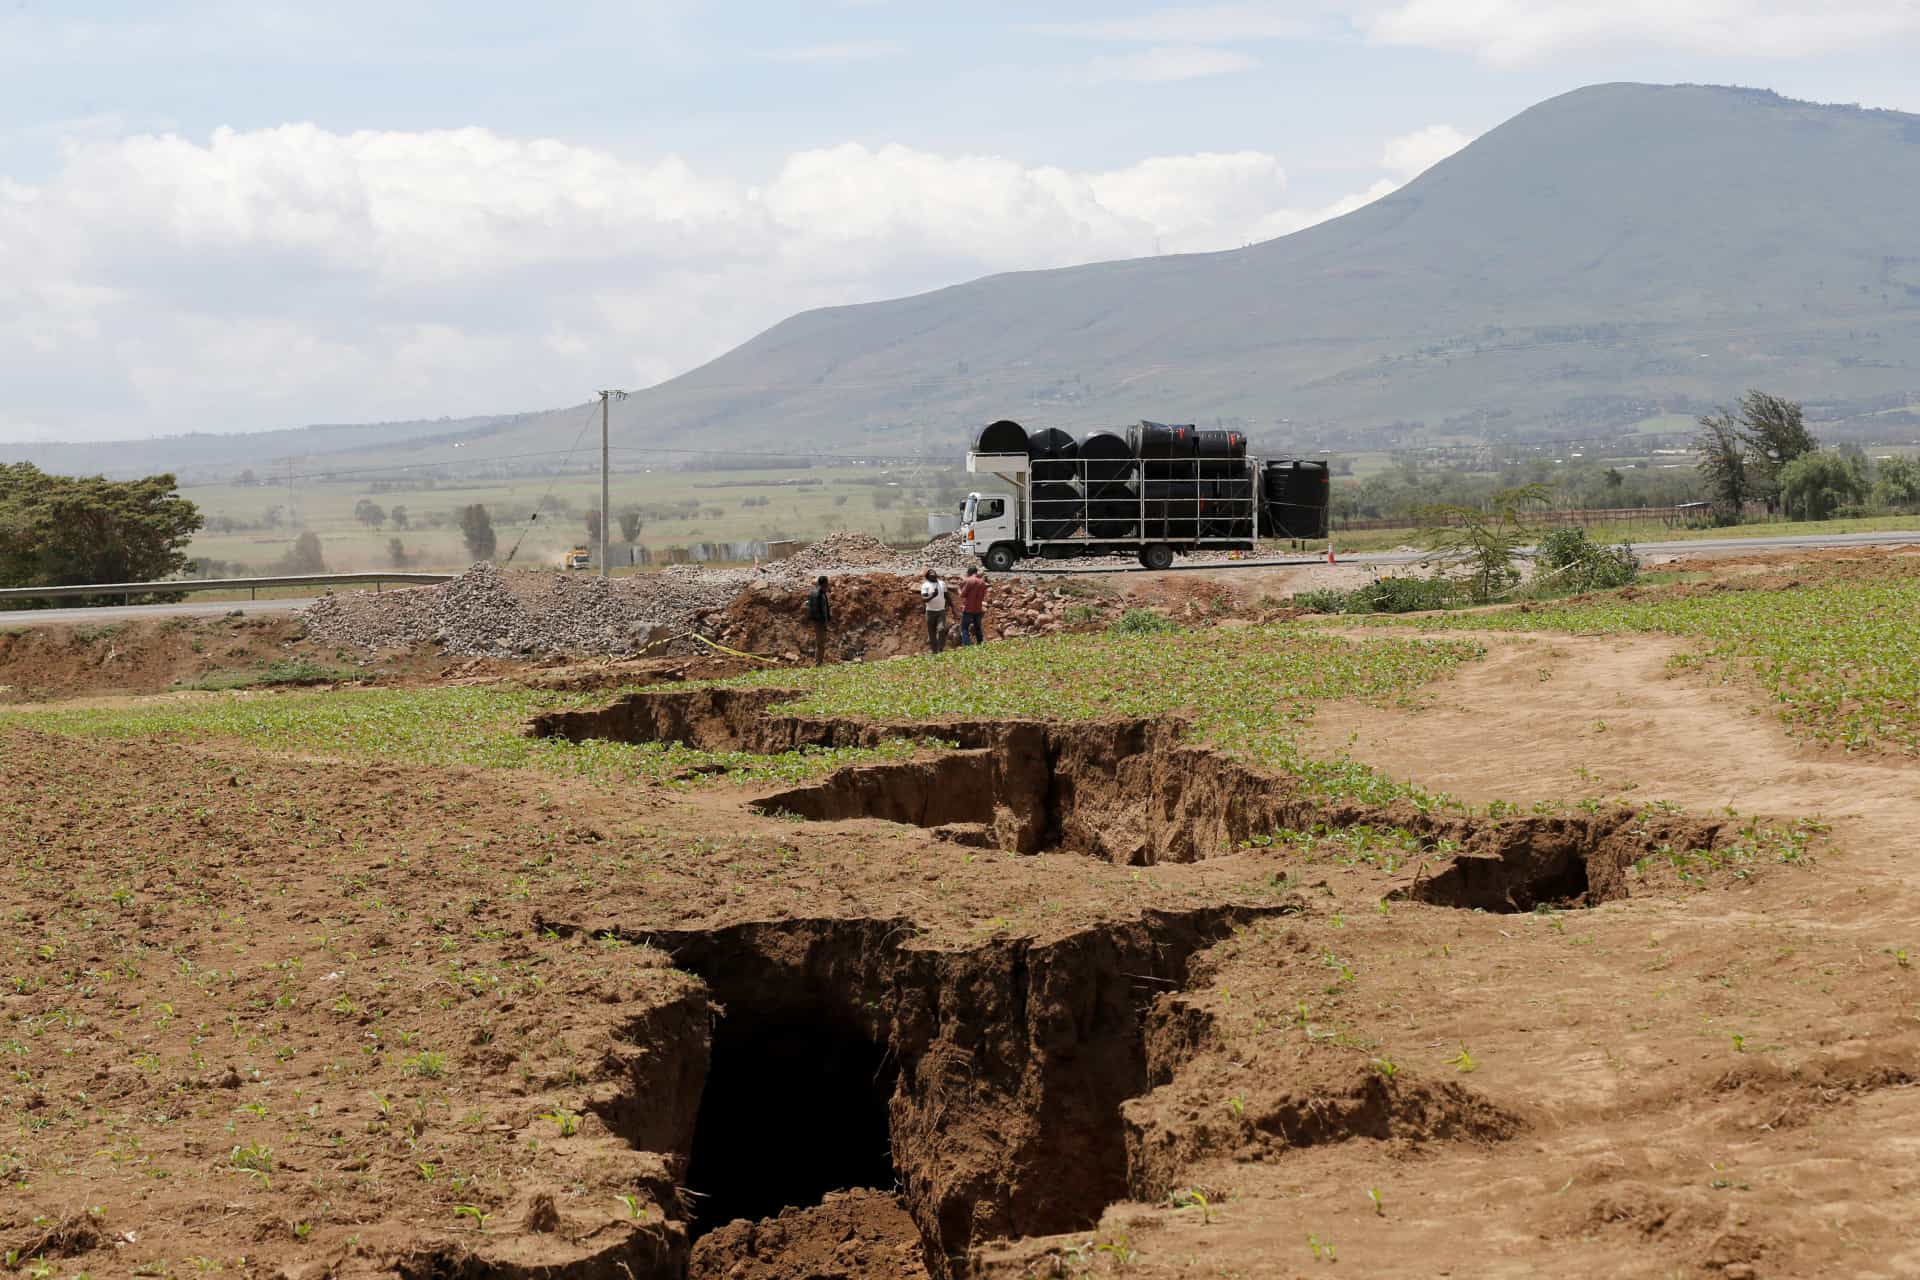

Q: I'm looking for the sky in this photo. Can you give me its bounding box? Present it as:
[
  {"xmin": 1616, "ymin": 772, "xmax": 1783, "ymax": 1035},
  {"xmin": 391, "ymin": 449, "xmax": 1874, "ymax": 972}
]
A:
[{"xmin": 3, "ymin": 1, "xmax": 1919, "ymax": 442}]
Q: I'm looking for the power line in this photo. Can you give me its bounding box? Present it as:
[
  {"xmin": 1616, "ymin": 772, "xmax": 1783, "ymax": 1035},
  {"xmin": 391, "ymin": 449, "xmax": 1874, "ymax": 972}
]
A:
[{"xmin": 502, "ymin": 401, "xmax": 601, "ymax": 566}]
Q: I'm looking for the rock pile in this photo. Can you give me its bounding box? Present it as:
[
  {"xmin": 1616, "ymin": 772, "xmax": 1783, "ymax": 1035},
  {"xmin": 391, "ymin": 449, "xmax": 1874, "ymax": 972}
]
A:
[
  {"xmin": 777, "ymin": 531, "xmax": 898, "ymax": 575},
  {"xmin": 898, "ymin": 531, "xmax": 974, "ymax": 575},
  {"xmin": 301, "ymin": 562, "xmax": 739, "ymax": 658}
]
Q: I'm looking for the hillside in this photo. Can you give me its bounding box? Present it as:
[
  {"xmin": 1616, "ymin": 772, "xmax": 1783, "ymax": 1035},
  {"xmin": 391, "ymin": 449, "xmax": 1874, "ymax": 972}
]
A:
[
  {"xmin": 611, "ymin": 82, "xmax": 1918, "ymax": 455},
  {"xmin": 10, "ymin": 82, "xmax": 1920, "ymax": 479}
]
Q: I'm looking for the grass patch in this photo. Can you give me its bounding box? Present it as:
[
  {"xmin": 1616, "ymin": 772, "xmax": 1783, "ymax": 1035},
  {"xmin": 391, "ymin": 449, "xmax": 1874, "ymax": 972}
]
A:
[
  {"xmin": 732, "ymin": 621, "xmax": 1483, "ymax": 804},
  {"xmin": 174, "ymin": 659, "xmax": 363, "ymax": 691},
  {"xmin": 4, "ymin": 623, "xmax": 1484, "ymax": 805},
  {"xmin": 3, "ymin": 684, "xmax": 936, "ymax": 787}
]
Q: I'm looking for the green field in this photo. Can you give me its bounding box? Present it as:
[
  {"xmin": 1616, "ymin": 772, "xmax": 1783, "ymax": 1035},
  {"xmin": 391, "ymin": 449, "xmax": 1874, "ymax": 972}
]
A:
[
  {"xmin": 1330, "ymin": 512, "xmax": 1920, "ymax": 554},
  {"xmin": 178, "ymin": 464, "xmax": 986, "ymax": 574},
  {"xmin": 8, "ymin": 623, "xmax": 1482, "ymax": 804}
]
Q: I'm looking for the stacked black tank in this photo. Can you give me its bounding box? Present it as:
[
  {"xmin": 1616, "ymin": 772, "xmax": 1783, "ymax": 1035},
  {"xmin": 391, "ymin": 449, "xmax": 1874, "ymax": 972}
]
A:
[
  {"xmin": 1126, "ymin": 421, "xmax": 1254, "ymax": 540},
  {"xmin": 975, "ymin": 418, "xmax": 1327, "ymax": 543},
  {"xmin": 1260, "ymin": 460, "xmax": 1332, "ymax": 539}
]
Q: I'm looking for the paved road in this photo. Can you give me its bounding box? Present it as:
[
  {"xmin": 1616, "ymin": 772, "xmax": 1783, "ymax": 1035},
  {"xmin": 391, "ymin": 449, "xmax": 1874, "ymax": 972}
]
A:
[
  {"xmin": 0, "ymin": 596, "xmax": 322, "ymax": 629},
  {"xmin": 3, "ymin": 529, "xmax": 1918, "ymax": 625},
  {"xmin": 1022, "ymin": 528, "xmax": 1920, "ymax": 575}
]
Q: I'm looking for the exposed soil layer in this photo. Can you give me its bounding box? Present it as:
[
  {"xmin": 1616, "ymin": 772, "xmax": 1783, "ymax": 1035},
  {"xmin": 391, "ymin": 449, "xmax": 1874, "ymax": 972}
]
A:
[
  {"xmin": 546, "ymin": 689, "xmax": 1732, "ymax": 905},
  {"xmin": 689, "ymin": 1191, "xmax": 929, "ymax": 1280},
  {"xmin": 614, "ymin": 907, "xmax": 1292, "ymax": 1274}
]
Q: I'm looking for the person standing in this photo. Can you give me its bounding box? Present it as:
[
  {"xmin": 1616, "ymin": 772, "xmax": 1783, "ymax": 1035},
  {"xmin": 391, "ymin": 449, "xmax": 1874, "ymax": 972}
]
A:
[
  {"xmin": 805, "ymin": 575, "xmax": 832, "ymax": 666},
  {"xmin": 957, "ymin": 566, "xmax": 988, "ymax": 646},
  {"xmin": 918, "ymin": 569, "xmax": 949, "ymax": 653}
]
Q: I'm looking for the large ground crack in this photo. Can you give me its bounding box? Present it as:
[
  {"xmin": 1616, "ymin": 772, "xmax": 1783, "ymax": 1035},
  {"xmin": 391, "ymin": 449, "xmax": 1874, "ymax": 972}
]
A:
[{"xmin": 554, "ymin": 906, "xmax": 1292, "ymax": 1278}]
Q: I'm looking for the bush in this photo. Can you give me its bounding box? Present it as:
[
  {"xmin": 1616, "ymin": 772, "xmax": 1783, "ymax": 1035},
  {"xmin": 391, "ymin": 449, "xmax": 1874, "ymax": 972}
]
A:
[
  {"xmin": 1292, "ymin": 577, "xmax": 1461, "ymax": 615},
  {"xmin": 1534, "ymin": 528, "xmax": 1639, "ymax": 593},
  {"xmin": 1106, "ymin": 608, "xmax": 1178, "ymax": 635},
  {"xmin": 1291, "ymin": 588, "xmax": 1350, "ymax": 615}
]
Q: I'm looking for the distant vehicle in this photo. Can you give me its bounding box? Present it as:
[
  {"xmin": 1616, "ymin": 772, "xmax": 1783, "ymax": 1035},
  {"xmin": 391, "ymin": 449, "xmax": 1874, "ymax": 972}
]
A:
[
  {"xmin": 562, "ymin": 546, "xmax": 592, "ymax": 571},
  {"xmin": 960, "ymin": 419, "xmax": 1330, "ymax": 571}
]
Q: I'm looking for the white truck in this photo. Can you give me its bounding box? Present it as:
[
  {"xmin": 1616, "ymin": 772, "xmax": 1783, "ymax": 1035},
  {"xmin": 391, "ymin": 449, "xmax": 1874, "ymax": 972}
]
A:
[{"xmin": 959, "ymin": 419, "xmax": 1329, "ymax": 572}]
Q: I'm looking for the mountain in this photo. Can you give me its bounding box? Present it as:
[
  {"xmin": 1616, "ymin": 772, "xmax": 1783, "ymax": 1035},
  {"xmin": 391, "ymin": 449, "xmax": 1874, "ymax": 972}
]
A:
[{"xmin": 11, "ymin": 82, "xmax": 1920, "ymax": 479}]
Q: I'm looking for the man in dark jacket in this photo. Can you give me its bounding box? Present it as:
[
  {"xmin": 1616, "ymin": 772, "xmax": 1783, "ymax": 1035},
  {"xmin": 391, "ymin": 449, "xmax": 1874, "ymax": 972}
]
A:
[
  {"xmin": 957, "ymin": 567, "xmax": 988, "ymax": 646},
  {"xmin": 806, "ymin": 576, "xmax": 831, "ymax": 665}
]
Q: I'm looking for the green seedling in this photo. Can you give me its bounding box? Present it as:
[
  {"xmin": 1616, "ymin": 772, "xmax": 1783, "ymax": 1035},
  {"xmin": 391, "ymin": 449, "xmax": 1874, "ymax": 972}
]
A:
[{"xmin": 1449, "ymin": 1045, "xmax": 1478, "ymax": 1073}]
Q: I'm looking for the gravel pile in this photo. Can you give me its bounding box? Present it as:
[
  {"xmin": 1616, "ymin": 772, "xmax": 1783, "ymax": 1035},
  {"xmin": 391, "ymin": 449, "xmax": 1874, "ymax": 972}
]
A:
[
  {"xmin": 898, "ymin": 531, "xmax": 975, "ymax": 574},
  {"xmin": 301, "ymin": 562, "xmax": 740, "ymax": 658},
  {"xmin": 778, "ymin": 531, "xmax": 898, "ymax": 574},
  {"xmin": 300, "ymin": 530, "xmax": 1023, "ymax": 660}
]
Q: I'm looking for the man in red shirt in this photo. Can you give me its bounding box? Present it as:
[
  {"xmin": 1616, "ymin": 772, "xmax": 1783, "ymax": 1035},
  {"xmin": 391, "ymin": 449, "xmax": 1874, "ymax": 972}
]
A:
[{"xmin": 957, "ymin": 567, "xmax": 989, "ymax": 646}]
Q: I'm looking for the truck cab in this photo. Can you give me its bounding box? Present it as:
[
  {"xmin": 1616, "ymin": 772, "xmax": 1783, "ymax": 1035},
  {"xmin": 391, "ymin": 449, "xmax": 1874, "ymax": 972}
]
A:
[{"xmin": 960, "ymin": 493, "xmax": 1018, "ymax": 571}]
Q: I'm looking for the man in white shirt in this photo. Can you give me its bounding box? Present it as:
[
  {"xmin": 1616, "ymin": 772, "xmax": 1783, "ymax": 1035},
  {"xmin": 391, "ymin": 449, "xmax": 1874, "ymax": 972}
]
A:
[{"xmin": 918, "ymin": 570, "xmax": 949, "ymax": 653}]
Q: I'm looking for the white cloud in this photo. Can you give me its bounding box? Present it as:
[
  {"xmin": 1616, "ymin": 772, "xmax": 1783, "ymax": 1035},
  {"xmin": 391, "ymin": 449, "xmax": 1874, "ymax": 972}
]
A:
[
  {"xmin": 0, "ymin": 125, "xmax": 1385, "ymax": 439},
  {"xmin": 754, "ymin": 40, "xmax": 906, "ymax": 63},
  {"xmin": 1367, "ymin": 0, "xmax": 1920, "ymax": 62},
  {"xmin": 1084, "ymin": 45, "xmax": 1262, "ymax": 81},
  {"xmin": 1033, "ymin": 4, "xmax": 1316, "ymax": 42},
  {"xmin": 1380, "ymin": 123, "xmax": 1474, "ymax": 177}
]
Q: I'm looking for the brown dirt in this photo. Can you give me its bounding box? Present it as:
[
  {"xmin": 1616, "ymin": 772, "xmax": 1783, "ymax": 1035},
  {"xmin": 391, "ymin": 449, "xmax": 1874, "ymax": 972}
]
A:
[
  {"xmin": 0, "ymin": 612, "xmax": 485, "ymax": 701},
  {"xmin": 14, "ymin": 568, "xmax": 1920, "ymax": 1278},
  {"xmin": 689, "ymin": 1191, "xmax": 928, "ymax": 1280}
]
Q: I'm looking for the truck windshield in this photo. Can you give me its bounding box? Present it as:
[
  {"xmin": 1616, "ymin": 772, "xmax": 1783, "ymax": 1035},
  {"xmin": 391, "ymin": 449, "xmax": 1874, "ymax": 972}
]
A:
[{"xmin": 978, "ymin": 498, "xmax": 1004, "ymax": 519}]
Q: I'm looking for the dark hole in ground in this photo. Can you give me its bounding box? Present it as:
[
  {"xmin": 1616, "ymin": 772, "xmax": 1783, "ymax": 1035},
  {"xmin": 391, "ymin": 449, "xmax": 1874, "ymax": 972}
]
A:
[{"xmin": 684, "ymin": 1011, "xmax": 900, "ymax": 1239}]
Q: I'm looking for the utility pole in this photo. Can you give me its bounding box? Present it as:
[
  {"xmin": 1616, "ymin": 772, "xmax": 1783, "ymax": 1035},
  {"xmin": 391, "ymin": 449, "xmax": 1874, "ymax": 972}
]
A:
[{"xmin": 597, "ymin": 390, "xmax": 627, "ymax": 579}]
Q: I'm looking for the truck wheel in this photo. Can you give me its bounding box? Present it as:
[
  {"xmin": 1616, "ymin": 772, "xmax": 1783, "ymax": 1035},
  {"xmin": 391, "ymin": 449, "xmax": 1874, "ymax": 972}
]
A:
[
  {"xmin": 984, "ymin": 544, "xmax": 1018, "ymax": 573},
  {"xmin": 1139, "ymin": 543, "xmax": 1175, "ymax": 571}
]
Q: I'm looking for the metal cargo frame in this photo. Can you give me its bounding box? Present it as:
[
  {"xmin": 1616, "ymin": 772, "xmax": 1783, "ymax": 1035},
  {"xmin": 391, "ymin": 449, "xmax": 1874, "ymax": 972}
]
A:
[{"xmin": 966, "ymin": 452, "xmax": 1261, "ymax": 555}]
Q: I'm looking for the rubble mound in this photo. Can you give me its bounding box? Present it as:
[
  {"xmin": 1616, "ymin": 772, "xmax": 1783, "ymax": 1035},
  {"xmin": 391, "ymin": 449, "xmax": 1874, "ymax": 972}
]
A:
[
  {"xmin": 780, "ymin": 532, "xmax": 899, "ymax": 574},
  {"xmin": 301, "ymin": 562, "xmax": 738, "ymax": 658}
]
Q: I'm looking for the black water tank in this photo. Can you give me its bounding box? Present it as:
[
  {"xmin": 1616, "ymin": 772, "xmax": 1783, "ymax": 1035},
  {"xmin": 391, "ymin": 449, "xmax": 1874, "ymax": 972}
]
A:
[
  {"xmin": 1029, "ymin": 480, "xmax": 1083, "ymax": 540},
  {"xmin": 1086, "ymin": 496, "xmax": 1139, "ymax": 540},
  {"xmin": 1026, "ymin": 427, "xmax": 1080, "ymax": 484},
  {"xmin": 975, "ymin": 419, "xmax": 1028, "ymax": 454},
  {"xmin": 1194, "ymin": 429, "xmax": 1246, "ymax": 459},
  {"xmin": 1080, "ymin": 431, "xmax": 1136, "ymax": 486},
  {"xmin": 1129, "ymin": 420, "xmax": 1197, "ymax": 459},
  {"xmin": 1262, "ymin": 460, "xmax": 1332, "ymax": 539}
]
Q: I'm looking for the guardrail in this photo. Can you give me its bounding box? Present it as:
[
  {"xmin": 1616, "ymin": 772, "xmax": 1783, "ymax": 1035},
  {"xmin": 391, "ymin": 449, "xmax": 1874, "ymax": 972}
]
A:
[{"xmin": 0, "ymin": 571, "xmax": 455, "ymax": 607}]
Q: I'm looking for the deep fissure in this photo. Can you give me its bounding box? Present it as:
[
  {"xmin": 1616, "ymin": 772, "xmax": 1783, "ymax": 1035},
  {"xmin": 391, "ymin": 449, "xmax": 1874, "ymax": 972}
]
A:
[
  {"xmin": 683, "ymin": 1011, "xmax": 899, "ymax": 1239},
  {"xmin": 589, "ymin": 907, "xmax": 1284, "ymax": 1278},
  {"xmin": 535, "ymin": 690, "xmax": 1735, "ymax": 899}
]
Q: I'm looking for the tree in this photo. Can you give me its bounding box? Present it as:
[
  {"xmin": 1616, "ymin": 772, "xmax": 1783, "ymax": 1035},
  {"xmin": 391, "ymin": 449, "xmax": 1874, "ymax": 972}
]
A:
[
  {"xmin": 389, "ymin": 505, "xmax": 410, "ymax": 530},
  {"xmin": 1874, "ymin": 456, "xmax": 1920, "ymax": 511},
  {"xmin": 585, "ymin": 509, "xmax": 602, "ymax": 543},
  {"xmin": 1778, "ymin": 450, "xmax": 1868, "ymax": 521},
  {"xmin": 353, "ymin": 499, "xmax": 387, "ymax": 530},
  {"xmin": 1733, "ymin": 391, "xmax": 1817, "ymax": 512},
  {"xmin": 1421, "ymin": 483, "xmax": 1549, "ymax": 604},
  {"xmin": 238, "ymin": 468, "xmax": 258, "ymax": 486},
  {"xmin": 459, "ymin": 504, "xmax": 497, "ymax": 560},
  {"xmin": 387, "ymin": 537, "xmax": 410, "ymax": 568},
  {"xmin": 617, "ymin": 507, "xmax": 643, "ymax": 543},
  {"xmin": 0, "ymin": 463, "xmax": 203, "ymax": 606},
  {"xmin": 277, "ymin": 530, "xmax": 327, "ymax": 574},
  {"xmin": 1692, "ymin": 412, "xmax": 1750, "ymax": 517}
]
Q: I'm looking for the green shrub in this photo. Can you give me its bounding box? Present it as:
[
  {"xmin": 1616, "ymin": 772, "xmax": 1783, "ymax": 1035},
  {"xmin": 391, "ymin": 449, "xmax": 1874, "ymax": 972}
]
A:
[
  {"xmin": 1290, "ymin": 588, "xmax": 1350, "ymax": 615},
  {"xmin": 1295, "ymin": 577, "xmax": 1460, "ymax": 615},
  {"xmin": 1534, "ymin": 528, "xmax": 1640, "ymax": 593},
  {"xmin": 1106, "ymin": 608, "xmax": 1178, "ymax": 635},
  {"xmin": 1349, "ymin": 576, "xmax": 1461, "ymax": 614}
]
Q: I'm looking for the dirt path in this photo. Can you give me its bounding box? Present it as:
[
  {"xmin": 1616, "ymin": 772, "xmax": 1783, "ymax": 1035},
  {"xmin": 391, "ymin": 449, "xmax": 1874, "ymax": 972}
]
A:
[{"xmin": 1306, "ymin": 628, "xmax": 1920, "ymax": 914}]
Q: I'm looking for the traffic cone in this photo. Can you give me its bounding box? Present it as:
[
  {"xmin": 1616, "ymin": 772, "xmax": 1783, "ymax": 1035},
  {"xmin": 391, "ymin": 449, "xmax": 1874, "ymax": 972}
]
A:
[{"xmin": 1326, "ymin": 544, "xmax": 1337, "ymax": 565}]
